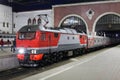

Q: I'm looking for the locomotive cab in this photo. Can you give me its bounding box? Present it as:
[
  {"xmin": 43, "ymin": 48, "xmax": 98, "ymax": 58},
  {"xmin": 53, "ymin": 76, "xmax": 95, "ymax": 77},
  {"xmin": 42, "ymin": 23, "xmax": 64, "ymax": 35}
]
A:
[{"xmin": 16, "ymin": 25, "xmax": 44, "ymax": 66}]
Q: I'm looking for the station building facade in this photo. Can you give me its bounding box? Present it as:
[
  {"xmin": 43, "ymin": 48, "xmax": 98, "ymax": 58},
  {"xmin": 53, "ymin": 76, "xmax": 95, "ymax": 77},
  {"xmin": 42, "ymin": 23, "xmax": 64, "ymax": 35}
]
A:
[
  {"xmin": 0, "ymin": 1, "xmax": 120, "ymax": 35},
  {"xmin": 53, "ymin": 1, "xmax": 120, "ymax": 35}
]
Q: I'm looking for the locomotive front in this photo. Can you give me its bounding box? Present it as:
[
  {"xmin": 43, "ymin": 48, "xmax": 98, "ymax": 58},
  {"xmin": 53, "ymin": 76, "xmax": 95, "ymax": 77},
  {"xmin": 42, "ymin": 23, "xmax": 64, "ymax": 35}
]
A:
[{"xmin": 16, "ymin": 25, "xmax": 43, "ymax": 67}]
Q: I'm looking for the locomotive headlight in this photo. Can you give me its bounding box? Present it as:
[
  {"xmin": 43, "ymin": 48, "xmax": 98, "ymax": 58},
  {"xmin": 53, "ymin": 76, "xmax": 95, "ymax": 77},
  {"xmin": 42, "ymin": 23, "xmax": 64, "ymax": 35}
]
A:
[
  {"xmin": 31, "ymin": 49, "xmax": 37, "ymax": 54},
  {"xmin": 18, "ymin": 48, "xmax": 25, "ymax": 54}
]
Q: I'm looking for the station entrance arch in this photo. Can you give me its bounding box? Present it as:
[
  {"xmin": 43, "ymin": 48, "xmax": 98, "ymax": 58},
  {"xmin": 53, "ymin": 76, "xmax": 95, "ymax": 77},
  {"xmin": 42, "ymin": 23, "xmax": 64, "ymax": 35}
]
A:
[
  {"xmin": 58, "ymin": 15, "xmax": 88, "ymax": 34},
  {"xmin": 93, "ymin": 12, "xmax": 120, "ymax": 36}
]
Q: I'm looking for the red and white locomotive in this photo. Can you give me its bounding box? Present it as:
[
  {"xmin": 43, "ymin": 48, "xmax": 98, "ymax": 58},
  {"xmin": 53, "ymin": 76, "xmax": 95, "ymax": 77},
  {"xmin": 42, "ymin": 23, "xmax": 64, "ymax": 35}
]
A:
[{"xmin": 16, "ymin": 25, "xmax": 88, "ymax": 66}]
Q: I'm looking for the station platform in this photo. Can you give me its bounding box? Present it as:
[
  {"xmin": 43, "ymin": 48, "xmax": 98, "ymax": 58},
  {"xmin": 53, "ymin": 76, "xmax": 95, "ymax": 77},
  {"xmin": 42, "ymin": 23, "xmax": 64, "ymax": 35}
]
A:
[
  {"xmin": 0, "ymin": 47, "xmax": 19, "ymax": 71},
  {"xmin": 23, "ymin": 45, "xmax": 120, "ymax": 80}
]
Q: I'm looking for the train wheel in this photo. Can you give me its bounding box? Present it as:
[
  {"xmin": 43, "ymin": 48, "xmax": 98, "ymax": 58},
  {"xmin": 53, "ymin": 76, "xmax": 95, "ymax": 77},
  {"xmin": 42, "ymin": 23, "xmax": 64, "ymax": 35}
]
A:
[
  {"xmin": 43, "ymin": 54, "xmax": 51, "ymax": 65},
  {"xmin": 81, "ymin": 48, "xmax": 86, "ymax": 54},
  {"xmin": 39, "ymin": 60, "xmax": 45, "ymax": 67},
  {"xmin": 73, "ymin": 50, "xmax": 77, "ymax": 57},
  {"xmin": 58, "ymin": 52, "xmax": 63, "ymax": 61},
  {"xmin": 73, "ymin": 49, "xmax": 80, "ymax": 57},
  {"xmin": 62, "ymin": 51, "xmax": 68, "ymax": 59},
  {"xmin": 51, "ymin": 52, "xmax": 57, "ymax": 63}
]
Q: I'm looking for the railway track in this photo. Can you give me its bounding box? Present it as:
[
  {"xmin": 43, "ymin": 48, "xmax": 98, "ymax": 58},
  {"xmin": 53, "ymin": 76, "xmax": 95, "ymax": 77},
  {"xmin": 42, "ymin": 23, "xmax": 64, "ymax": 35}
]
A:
[{"xmin": 0, "ymin": 67, "xmax": 30, "ymax": 80}]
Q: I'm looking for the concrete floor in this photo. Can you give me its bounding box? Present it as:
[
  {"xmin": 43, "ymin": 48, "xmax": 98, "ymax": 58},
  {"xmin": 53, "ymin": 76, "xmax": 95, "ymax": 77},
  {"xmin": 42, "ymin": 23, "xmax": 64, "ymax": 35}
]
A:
[
  {"xmin": 0, "ymin": 47, "xmax": 12, "ymax": 56},
  {"xmin": 23, "ymin": 45, "xmax": 120, "ymax": 80},
  {"xmin": 0, "ymin": 47, "xmax": 19, "ymax": 71}
]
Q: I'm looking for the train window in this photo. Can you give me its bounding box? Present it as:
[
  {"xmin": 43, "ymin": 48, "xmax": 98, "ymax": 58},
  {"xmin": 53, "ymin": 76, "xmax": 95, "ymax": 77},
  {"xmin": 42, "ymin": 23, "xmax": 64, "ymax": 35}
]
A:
[
  {"xmin": 54, "ymin": 33, "xmax": 58, "ymax": 38},
  {"xmin": 18, "ymin": 32, "xmax": 36, "ymax": 40},
  {"xmin": 73, "ymin": 37, "xmax": 74, "ymax": 39},
  {"xmin": 41, "ymin": 33, "xmax": 46, "ymax": 40},
  {"xmin": 7, "ymin": 32, "xmax": 9, "ymax": 34},
  {"xmin": 67, "ymin": 36, "xmax": 69, "ymax": 40},
  {"xmin": 3, "ymin": 36, "xmax": 6, "ymax": 38}
]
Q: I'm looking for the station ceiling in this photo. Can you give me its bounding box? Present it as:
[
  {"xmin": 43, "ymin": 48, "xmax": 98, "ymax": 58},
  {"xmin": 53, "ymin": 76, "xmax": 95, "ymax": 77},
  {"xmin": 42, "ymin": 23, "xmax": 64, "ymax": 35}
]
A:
[{"xmin": 0, "ymin": 0, "xmax": 107, "ymax": 12}]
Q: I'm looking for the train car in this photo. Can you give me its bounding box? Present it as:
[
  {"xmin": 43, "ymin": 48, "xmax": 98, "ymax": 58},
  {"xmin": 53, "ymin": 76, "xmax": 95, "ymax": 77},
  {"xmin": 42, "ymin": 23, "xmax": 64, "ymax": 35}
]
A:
[
  {"xmin": 87, "ymin": 35, "xmax": 110, "ymax": 49},
  {"xmin": 16, "ymin": 25, "xmax": 87, "ymax": 67}
]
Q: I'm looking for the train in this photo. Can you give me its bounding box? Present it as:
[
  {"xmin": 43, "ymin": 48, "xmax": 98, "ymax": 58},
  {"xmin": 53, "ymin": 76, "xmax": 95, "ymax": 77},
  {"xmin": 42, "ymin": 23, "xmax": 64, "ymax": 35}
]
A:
[{"xmin": 15, "ymin": 24, "xmax": 119, "ymax": 67}]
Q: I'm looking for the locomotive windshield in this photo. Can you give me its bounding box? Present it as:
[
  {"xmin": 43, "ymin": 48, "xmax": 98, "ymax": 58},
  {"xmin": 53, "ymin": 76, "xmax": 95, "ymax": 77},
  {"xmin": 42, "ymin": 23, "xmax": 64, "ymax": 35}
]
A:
[{"xmin": 18, "ymin": 32, "xmax": 36, "ymax": 40}]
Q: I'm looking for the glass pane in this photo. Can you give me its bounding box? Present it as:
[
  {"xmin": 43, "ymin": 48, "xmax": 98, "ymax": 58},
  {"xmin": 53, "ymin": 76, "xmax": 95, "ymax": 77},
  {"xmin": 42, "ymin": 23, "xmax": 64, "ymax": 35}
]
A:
[{"xmin": 18, "ymin": 32, "xmax": 36, "ymax": 40}]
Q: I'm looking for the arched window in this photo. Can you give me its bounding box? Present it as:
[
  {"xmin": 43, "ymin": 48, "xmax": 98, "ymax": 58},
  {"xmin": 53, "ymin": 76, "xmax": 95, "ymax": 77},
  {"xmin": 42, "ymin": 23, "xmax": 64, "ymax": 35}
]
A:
[
  {"xmin": 38, "ymin": 18, "xmax": 41, "ymax": 25},
  {"xmin": 33, "ymin": 18, "xmax": 36, "ymax": 25},
  {"xmin": 2, "ymin": 31, "xmax": 5, "ymax": 34},
  {"xmin": 96, "ymin": 14, "xmax": 120, "ymax": 33},
  {"xmin": 28, "ymin": 18, "xmax": 31, "ymax": 25},
  {"xmin": 97, "ymin": 14, "xmax": 120, "ymax": 25},
  {"xmin": 60, "ymin": 16, "xmax": 86, "ymax": 33},
  {"xmin": 7, "ymin": 32, "xmax": 9, "ymax": 34}
]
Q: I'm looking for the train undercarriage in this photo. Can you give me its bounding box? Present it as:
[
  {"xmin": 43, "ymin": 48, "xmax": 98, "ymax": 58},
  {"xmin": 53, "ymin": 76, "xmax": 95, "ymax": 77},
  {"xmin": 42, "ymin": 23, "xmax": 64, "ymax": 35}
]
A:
[{"xmin": 18, "ymin": 48, "xmax": 86, "ymax": 67}]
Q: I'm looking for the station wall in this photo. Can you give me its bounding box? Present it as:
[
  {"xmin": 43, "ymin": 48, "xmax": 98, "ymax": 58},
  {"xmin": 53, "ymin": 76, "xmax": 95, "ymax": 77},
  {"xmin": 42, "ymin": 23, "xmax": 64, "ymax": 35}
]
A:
[
  {"xmin": 53, "ymin": 1, "xmax": 120, "ymax": 35},
  {"xmin": 0, "ymin": 4, "xmax": 12, "ymax": 34},
  {"xmin": 13, "ymin": 9, "xmax": 53, "ymax": 33}
]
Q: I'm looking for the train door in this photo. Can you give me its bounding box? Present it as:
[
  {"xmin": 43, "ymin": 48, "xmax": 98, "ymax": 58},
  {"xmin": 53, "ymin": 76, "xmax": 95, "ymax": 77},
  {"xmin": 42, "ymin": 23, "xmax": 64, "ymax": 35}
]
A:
[
  {"xmin": 40, "ymin": 32, "xmax": 53, "ymax": 53},
  {"xmin": 47, "ymin": 32, "xmax": 60, "ymax": 53},
  {"xmin": 48, "ymin": 33, "xmax": 52, "ymax": 53},
  {"xmin": 46, "ymin": 32, "xmax": 60, "ymax": 53}
]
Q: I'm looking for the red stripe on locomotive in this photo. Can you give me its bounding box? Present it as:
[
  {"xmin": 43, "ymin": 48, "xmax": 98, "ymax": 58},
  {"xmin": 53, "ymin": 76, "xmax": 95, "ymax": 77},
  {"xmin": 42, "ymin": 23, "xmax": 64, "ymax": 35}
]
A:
[
  {"xmin": 17, "ymin": 54, "xmax": 24, "ymax": 60},
  {"xmin": 80, "ymin": 35, "xmax": 87, "ymax": 44},
  {"xmin": 30, "ymin": 54, "xmax": 44, "ymax": 61}
]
